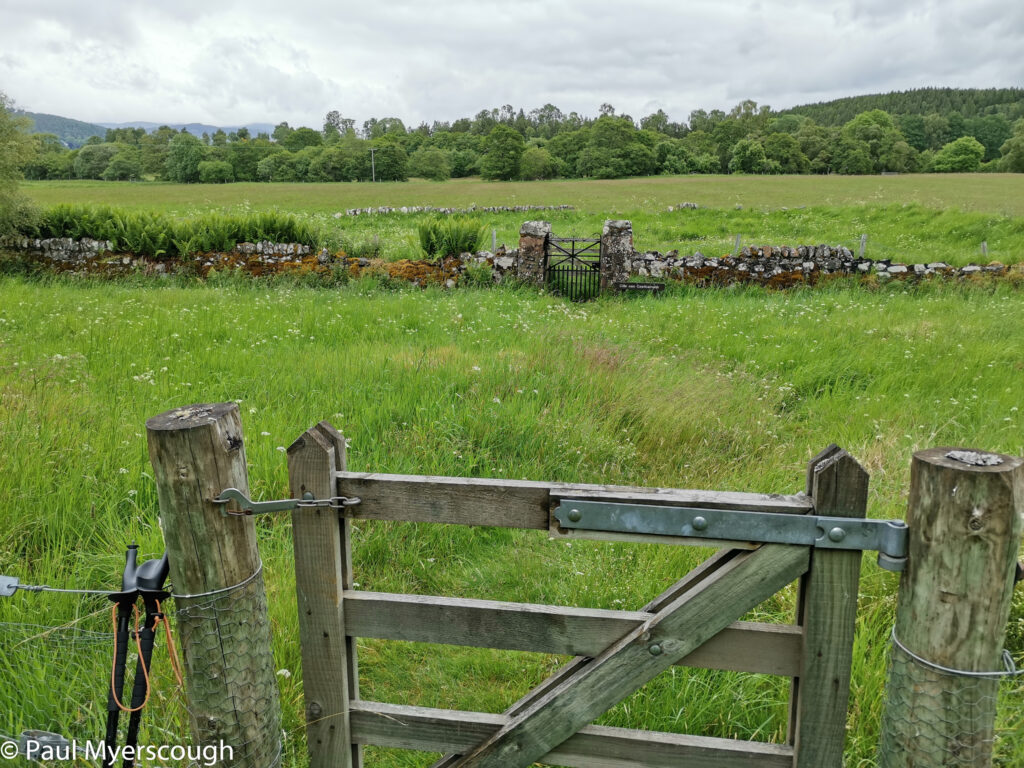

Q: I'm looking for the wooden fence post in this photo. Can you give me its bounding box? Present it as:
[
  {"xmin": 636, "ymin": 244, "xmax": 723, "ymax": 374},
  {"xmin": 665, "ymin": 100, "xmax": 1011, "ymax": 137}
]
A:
[
  {"xmin": 146, "ymin": 403, "xmax": 280, "ymax": 768},
  {"xmin": 789, "ymin": 445, "xmax": 869, "ymax": 767},
  {"xmin": 287, "ymin": 422, "xmax": 360, "ymax": 768},
  {"xmin": 878, "ymin": 448, "xmax": 1024, "ymax": 767}
]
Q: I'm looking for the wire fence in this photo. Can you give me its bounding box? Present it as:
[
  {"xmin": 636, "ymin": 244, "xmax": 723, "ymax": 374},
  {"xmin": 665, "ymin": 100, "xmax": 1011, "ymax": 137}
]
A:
[
  {"xmin": 0, "ymin": 609, "xmax": 114, "ymax": 749},
  {"xmin": 172, "ymin": 567, "xmax": 282, "ymax": 768},
  {"xmin": 0, "ymin": 598, "xmax": 192, "ymax": 765},
  {"xmin": 878, "ymin": 631, "xmax": 1024, "ymax": 766},
  {"xmin": 2, "ymin": 565, "xmax": 1017, "ymax": 767},
  {"xmin": 0, "ymin": 571, "xmax": 281, "ymax": 768}
]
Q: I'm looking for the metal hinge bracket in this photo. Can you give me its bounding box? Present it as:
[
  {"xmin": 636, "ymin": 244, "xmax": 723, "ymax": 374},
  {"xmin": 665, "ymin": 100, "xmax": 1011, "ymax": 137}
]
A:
[
  {"xmin": 0, "ymin": 575, "xmax": 19, "ymax": 597},
  {"xmin": 554, "ymin": 500, "xmax": 908, "ymax": 572},
  {"xmin": 213, "ymin": 488, "xmax": 361, "ymax": 517}
]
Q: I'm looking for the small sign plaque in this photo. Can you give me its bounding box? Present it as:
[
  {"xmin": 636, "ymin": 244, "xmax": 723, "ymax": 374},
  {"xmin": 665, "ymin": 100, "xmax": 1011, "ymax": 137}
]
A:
[{"xmin": 615, "ymin": 282, "xmax": 665, "ymax": 292}]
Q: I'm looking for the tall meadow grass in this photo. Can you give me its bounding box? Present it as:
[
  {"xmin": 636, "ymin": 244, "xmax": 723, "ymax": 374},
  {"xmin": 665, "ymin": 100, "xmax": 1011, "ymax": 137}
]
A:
[{"xmin": 0, "ymin": 275, "xmax": 1020, "ymax": 766}]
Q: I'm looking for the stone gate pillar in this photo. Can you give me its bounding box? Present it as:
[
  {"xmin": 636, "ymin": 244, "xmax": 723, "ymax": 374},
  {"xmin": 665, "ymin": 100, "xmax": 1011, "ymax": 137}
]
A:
[
  {"xmin": 517, "ymin": 221, "xmax": 550, "ymax": 286},
  {"xmin": 601, "ymin": 220, "xmax": 633, "ymax": 290}
]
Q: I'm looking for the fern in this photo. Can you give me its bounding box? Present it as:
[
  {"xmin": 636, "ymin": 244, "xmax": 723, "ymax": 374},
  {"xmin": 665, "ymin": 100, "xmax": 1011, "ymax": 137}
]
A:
[
  {"xmin": 20, "ymin": 205, "xmax": 324, "ymax": 260},
  {"xmin": 417, "ymin": 216, "xmax": 485, "ymax": 259}
]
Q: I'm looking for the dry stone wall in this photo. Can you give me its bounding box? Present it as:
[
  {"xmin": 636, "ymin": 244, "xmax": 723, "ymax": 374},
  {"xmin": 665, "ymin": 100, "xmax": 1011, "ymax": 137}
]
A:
[
  {"xmin": 0, "ymin": 234, "xmax": 522, "ymax": 284},
  {"xmin": 339, "ymin": 204, "xmax": 573, "ymax": 217},
  {"xmin": 1, "ymin": 236, "xmax": 115, "ymax": 262},
  {"xmin": 630, "ymin": 244, "xmax": 1011, "ymax": 287},
  {"xmin": 2, "ymin": 232, "xmax": 1018, "ymax": 289}
]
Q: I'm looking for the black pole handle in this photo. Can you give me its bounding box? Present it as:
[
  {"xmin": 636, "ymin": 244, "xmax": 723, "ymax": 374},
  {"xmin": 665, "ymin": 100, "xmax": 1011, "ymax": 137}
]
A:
[
  {"xmin": 122, "ymin": 623, "xmax": 157, "ymax": 768},
  {"xmin": 104, "ymin": 607, "xmax": 132, "ymax": 768}
]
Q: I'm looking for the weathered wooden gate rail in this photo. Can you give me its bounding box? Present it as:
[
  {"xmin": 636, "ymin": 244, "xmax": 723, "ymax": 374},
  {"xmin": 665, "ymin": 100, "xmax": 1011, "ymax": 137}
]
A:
[
  {"xmin": 147, "ymin": 404, "xmax": 1024, "ymax": 768},
  {"xmin": 286, "ymin": 423, "xmax": 869, "ymax": 768}
]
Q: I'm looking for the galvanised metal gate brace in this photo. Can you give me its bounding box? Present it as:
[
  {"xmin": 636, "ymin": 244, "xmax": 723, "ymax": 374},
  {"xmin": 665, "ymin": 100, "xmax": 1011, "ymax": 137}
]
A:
[{"xmin": 554, "ymin": 500, "xmax": 909, "ymax": 572}]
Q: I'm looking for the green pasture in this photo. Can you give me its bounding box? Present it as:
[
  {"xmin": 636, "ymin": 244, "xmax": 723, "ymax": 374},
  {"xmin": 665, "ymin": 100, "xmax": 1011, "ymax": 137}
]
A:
[
  {"xmin": 0, "ymin": 274, "xmax": 1021, "ymax": 766},
  {"xmin": 21, "ymin": 174, "xmax": 1024, "ymax": 216},
  {"xmin": 20, "ymin": 175, "xmax": 1024, "ymax": 267}
]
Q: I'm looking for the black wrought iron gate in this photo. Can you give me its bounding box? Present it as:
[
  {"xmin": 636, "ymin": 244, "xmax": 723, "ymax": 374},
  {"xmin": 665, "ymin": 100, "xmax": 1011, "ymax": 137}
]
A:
[{"xmin": 544, "ymin": 236, "xmax": 602, "ymax": 301}]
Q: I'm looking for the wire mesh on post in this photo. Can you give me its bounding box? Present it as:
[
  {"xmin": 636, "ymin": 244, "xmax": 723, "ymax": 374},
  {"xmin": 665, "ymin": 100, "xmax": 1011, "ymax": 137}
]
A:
[
  {"xmin": 0, "ymin": 595, "xmax": 191, "ymax": 765},
  {"xmin": 878, "ymin": 629, "xmax": 1024, "ymax": 766},
  {"xmin": 172, "ymin": 564, "xmax": 282, "ymax": 768},
  {"xmin": 0, "ymin": 610, "xmax": 112, "ymax": 749}
]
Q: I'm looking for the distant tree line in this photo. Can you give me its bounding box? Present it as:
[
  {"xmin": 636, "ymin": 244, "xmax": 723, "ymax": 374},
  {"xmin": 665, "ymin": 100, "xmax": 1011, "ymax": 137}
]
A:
[
  {"xmin": 782, "ymin": 87, "xmax": 1024, "ymax": 127},
  {"xmin": 17, "ymin": 92, "xmax": 1024, "ymax": 184}
]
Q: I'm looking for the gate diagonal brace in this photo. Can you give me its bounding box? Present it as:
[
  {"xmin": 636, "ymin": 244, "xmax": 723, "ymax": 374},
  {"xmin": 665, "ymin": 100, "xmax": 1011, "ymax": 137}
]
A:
[
  {"xmin": 554, "ymin": 500, "xmax": 908, "ymax": 572},
  {"xmin": 446, "ymin": 544, "xmax": 809, "ymax": 768}
]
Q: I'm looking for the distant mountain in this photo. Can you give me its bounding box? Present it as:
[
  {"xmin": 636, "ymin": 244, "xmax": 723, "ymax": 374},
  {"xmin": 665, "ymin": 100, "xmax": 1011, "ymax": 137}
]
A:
[
  {"xmin": 16, "ymin": 110, "xmax": 106, "ymax": 148},
  {"xmin": 13, "ymin": 109, "xmax": 278, "ymax": 147},
  {"xmin": 99, "ymin": 121, "xmax": 277, "ymax": 138},
  {"xmin": 782, "ymin": 87, "xmax": 1024, "ymax": 126}
]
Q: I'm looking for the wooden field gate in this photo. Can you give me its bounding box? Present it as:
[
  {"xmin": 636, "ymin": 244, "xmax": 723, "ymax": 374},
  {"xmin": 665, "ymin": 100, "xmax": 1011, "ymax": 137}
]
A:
[{"xmin": 288, "ymin": 424, "xmax": 870, "ymax": 768}]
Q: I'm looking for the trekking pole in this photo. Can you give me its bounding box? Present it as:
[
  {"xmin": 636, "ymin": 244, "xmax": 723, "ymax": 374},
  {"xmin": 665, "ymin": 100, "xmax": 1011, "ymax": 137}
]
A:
[
  {"xmin": 104, "ymin": 545, "xmax": 140, "ymax": 768},
  {"xmin": 121, "ymin": 553, "xmax": 170, "ymax": 768}
]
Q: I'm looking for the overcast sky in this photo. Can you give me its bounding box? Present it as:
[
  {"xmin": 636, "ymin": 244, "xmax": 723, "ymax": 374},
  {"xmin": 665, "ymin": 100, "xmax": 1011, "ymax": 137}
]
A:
[{"xmin": 2, "ymin": 0, "xmax": 1022, "ymax": 129}]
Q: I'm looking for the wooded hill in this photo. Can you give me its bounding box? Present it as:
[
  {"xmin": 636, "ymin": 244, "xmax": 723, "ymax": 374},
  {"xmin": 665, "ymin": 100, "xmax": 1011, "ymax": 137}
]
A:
[
  {"xmin": 783, "ymin": 87, "xmax": 1024, "ymax": 126},
  {"xmin": 16, "ymin": 110, "xmax": 106, "ymax": 148}
]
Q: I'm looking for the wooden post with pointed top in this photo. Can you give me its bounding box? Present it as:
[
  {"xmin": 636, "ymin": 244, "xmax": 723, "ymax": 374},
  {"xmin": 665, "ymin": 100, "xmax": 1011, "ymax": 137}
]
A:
[
  {"xmin": 288, "ymin": 422, "xmax": 361, "ymax": 768},
  {"xmin": 146, "ymin": 402, "xmax": 281, "ymax": 768},
  {"xmin": 878, "ymin": 448, "xmax": 1024, "ymax": 768},
  {"xmin": 789, "ymin": 445, "xmax": 870, "ymax": 767}
]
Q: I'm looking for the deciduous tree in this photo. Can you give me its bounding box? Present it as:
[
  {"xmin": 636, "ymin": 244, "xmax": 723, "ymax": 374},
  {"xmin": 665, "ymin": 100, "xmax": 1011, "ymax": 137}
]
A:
[
  {"xmin": 931, "ymin": 136, "xmax": 985, "ymax": 172},
  {"xmin": 102, "ymin": 147, "xmax": 143, "ymax": 180},
  {"xmin": 198, "ymin": 160, "xmax": 234, "ymax": 183},
  {"xmin": 408, "ymin": 147, "xmax": 452, "ymax": 180},
  {"xmin": 728, "ymin": 139, "xmax": 769, "ymax": 173},
  {"xmin": 999, "ymin": 120, "xmax": 1024, "ymax": 172},
  {"xmin": 164, "ymin": 132, "xmax": 205, "ymax": 183},
  {"xmin": 0, "ymin": 92, "xmax": 38, "ymax": 236},
  {"xmin": 764, "ymin": 133, "xmax": 810, "ymax": 174},
  {"xmin": 518, "ymin": 146, "xmax": 559, "ymax": 180},
  {"xmin": 480, "ymin": 125, "xmax": 524, "ymax": 180},
  {"xmin": 73, "ymin": 142, "xmax": 122, "ymax": 179}
]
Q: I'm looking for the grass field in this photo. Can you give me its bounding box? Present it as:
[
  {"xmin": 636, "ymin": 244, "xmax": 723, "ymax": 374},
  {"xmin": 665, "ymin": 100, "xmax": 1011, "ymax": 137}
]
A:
[
  {"xmin": 21, "ymin": 175, "xmax": 1024, "ymax": 267},
  {"xmin": 22, "ymin": 174, "xmax": 1024, "ymax": 216},
  {"xmin": 0, "ymin": 272, "xmax": 1022, "ymax": 766}
]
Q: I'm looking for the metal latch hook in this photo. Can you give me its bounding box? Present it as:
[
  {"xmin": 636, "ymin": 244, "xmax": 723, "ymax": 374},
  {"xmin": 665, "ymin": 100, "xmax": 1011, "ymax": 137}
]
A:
[{"xmin": 212, "ymin": 488, "xmax": 360, "ymax": 517}]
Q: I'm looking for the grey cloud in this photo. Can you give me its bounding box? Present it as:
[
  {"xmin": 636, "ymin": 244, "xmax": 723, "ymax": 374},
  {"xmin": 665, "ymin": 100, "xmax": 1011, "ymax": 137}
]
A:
[
  {"xmin": 2, "ymin": 0, "xmax": 1022, "ymax": 127},
  {"xmin": 184, "ymin": 37, "xmax": 339, "ymax": 118}
]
